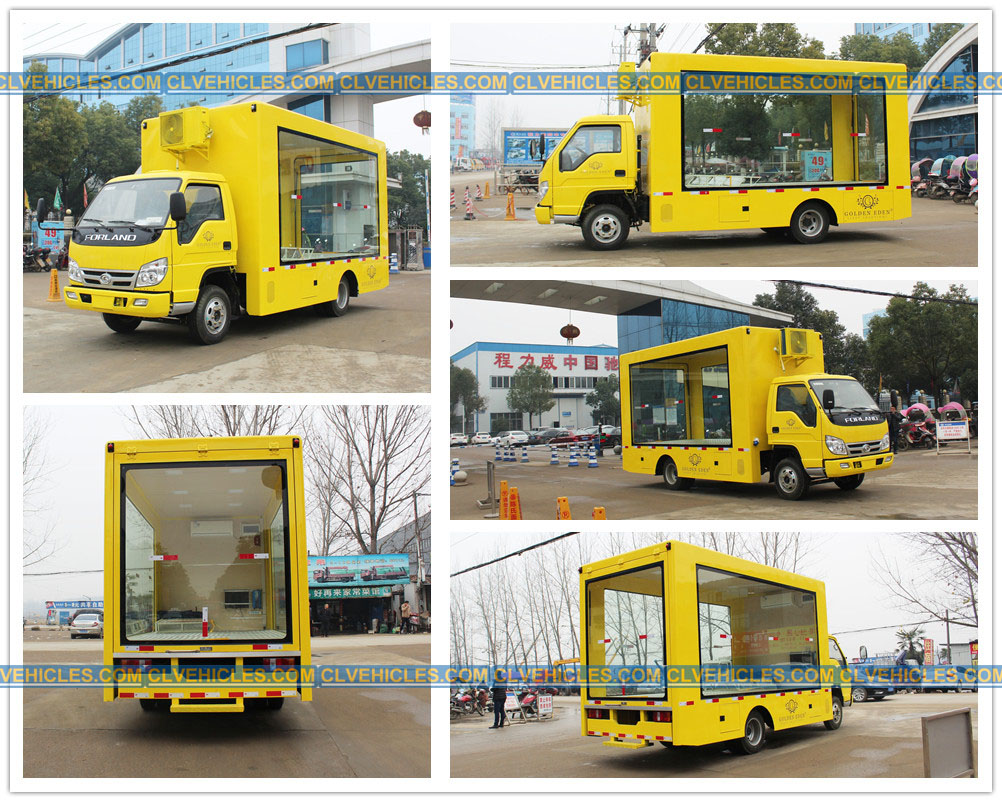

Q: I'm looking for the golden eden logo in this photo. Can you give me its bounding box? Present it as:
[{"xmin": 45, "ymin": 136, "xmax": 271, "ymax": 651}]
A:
[
  {"xmin": 366, "ymin": 265, "xmax": 377, "ymax": 279},
  {"xmin": 688, "ymin": 453, "xmax": 702, "ymax": 467},
  {"xmin": 201, "ymin": 229, "xmax": 214, "ymax": 242},
  {"xmin": 785, "ymin": 698, "xmax": 799, "ymax": 714},
  {"xmin": 857, "ymin": 194, "xmax": 879, "ymax": 210}
]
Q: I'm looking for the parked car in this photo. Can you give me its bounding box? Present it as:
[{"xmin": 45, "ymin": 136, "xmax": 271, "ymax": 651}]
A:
[
  {"xmin": 576, "ymin": 425, "xmax": 622, "ymax": 448},
  {"xmin": 528, "ymin": 427, "xmax": 572, "ymax": 445},
  {"xmin": 470, "ymin": 432, "xmax": 493, "ymax": 445},
  {"xmin": 450, "ymin": 432, "xmax": 469, "ymax": 446},
  {"xmin": 497, "ymin": 430, "xmax": 529, "ymax": 447},
  {"xmin": 69, "ymin": 613, "xmax": 103, "ymax": 639},
  {"xmin": 524, "ymin": 429, "xmax": 545, "ymax": 445}
]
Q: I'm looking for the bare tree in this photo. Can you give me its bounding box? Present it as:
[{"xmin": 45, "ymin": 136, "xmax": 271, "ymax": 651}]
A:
[
  {"xmin": 23, "ymin": 409, "xmax": 62, "ymax": 567},
  {"xmin": 125, "ymin": 405, "xmax": 307, "ymax": 438},
  {"xmin": 479, "ymin": 97, "xmax": 507, "ymax": 160},
  {"xmin": 308, "ymin": 406, "xmax": 430, "ymax": 554},
  {"xmin": 875, "ymin": 532, "xmax": 978, "ymax": 626}
]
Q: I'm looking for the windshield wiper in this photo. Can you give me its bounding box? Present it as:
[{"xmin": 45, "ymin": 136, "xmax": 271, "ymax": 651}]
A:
[
  {"xmin": 78, "ymin": 219, "xmax": 117, "ymax": 233},
  {"xmin": 106, "ymin": 219, "xmax": 157, "ymax": 233}
]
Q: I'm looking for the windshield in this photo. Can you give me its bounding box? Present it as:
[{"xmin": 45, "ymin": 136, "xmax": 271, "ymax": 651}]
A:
[
  {"xmin": 79, "ymin": 178, "xmax": 181, "ymax": 228},
  {"xmin": 121, "ymin": 461, "xmax": 290, "ymax": 643},
  {"xmin": 76, "ymin": 615, "xmax": 99, "ymax": 623},
  {"xmin": 809, "ymin": 378, "xmax": 879, "ymax": 412}
]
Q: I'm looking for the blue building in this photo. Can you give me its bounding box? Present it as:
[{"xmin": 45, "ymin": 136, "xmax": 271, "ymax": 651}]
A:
[
  {"xmin": 450, "ymin": 93, "xmax": 476, "ymax": 164},
  {"xmin": 853, "ymin": 22, "xmax": 933, "ymax": 48},
  {"xmin": 862, "ymin": 309, "xmax": 884, "ymax": 339}
]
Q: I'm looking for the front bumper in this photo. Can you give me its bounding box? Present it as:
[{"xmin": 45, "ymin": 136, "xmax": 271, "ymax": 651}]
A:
[
  {"xmin": 821, "ymin": 451, "xmax": 894, "ymax": 478},
  {"xmin": 64, "ymin": 285, "xmax": 172, "ymax": 318},
  {"xmin": 534, "ymin": 204, "xmax": 553, "ymax": 224}
]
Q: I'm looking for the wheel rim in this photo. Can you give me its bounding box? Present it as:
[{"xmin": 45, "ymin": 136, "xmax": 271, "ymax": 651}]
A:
[
  {"xmin": 664, "ymin": 462, "xmax": 677, "ymax": 486},
  {"xmin": 777, "ymin": 466, "xmax": 800, "ymax": 494},
  {"xmin": 853, "ymin": 689, "xmax": 865, "ymax": 702},
  {"xmin": 337, "ymin": 280, "xmax": 348, "ymax": 309},
  {"xmin": 798, "ymin": 210, "xmax": 823, "ymax": 237},
  {"xmin": 591, "ymin": 213, "xmax": 621, "ymax": 243},
  {"xmin": 204, "ymin": 297, "xmax": 226, "ymax": 334},
  {"xmin": 832, "ymin": 701, "xmax": 842, "ymax": 725},
  {"xmin": 745, "ymin": 717, "xmax": 763, "ymax": 746}
]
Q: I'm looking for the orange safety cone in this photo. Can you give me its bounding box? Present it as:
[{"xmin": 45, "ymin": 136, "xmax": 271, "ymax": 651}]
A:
[
  {"xmin": 484, "ymin": 181, "xmax": 490, "ymax": 199},
  {"xmin": 556, "ymin": 496, "xmax": 572, "ymax": 520},
  {"xmin": 592, "ymin": 507, "xmax": 607, "ymax": 520},
  {"xmin": 499, "ymin": 480, "xmax": 510, "ymax": 520},
  {"xmin": 509, "ymin": 487, "xmax": 523, "ymax": 520},
  {"xmin": 46, "ymin": 268, "xmax": 61, "ymax": 302},
  {"xmin": 475, "ymin": 184, "xmax": 483, "ymax": 200},
  {"xmin": 464, "ymin": 187, "xmax": 476, "ymax": 220},
  {"xmin": 504, "ymin": 192, "xmax": 516, "ymax": 221}
]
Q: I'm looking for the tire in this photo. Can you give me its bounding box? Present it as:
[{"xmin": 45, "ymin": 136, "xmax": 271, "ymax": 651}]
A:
[
  {"xmin": 661, "ymin": 457, "xmax": 694, "ymax": 491},
  {"xmin": 897, "ymin": 431, "xmax": 910, "ymax": 451},
  {"xmin": 102, "ymin": 313, "xmax": 142, "ymax": 334},
  {"xmin": 315, "ymin": 276, "xmax": 351, "ymax": 317},
  {"xmin": 462, "ymin": 701, "xmax": 473, "ymax": 714},
  {"xmin": 475, "ymin": 704, "xmax": 485, "ymax": 716},
  {"xmin": 789, "ymin": 202, "xmax": 830, "ymax": 244},
  {"xmin": 265, "ymin": 697, "xmax": 285, "ymax": 711},
  {"xmin": 953, "ymin": 192, "xmax": 965, "ymax": 204},
  {"xmin": 823, "ymin": 695, "xmax": 843, "ymax": 730},
  {"xmin": 70, "ymin": 633, "xmax": 77, "ymax": 639},
  {"xmin": 658, "ymin": 742, "xmax": 673, "ymax": 748},
  {"xmin": 139, "ymin": 698, "xmax": 159, "ymax": 712},
  {"xmin": 734, "ymin": 711, "xmax": 766, "ymax": 755},
  {"xmin": 581, "ymin": 204, "xmax": 630, "ymax": 250},
  {"xmin": 774, "ymin": 457, "xmax": 809, "ymax": 501},
  {"xmin": 833, "ymin": 473, "xmax": 864, "ymax": 491},
  {"xmin": 186, "ymin": 284, "xmax": 231, "ymax": 345},
  {"xmin": 851, "ymin": 687, "xmax": 866, "ymax": 703},
  {"xmin": 924, "ymin": 436, "xmax": 936, "ymax": 450}
]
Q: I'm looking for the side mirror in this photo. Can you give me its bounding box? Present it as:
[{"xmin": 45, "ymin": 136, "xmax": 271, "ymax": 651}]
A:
[
  {"xmin": 169, "ymin": 191, "xmax": 187, "ymax": 222},
  {"xmin": 35, "ymin": 197, "xmax": 48, "ymax": 221},
  {"xmin": 537, "ymin": 133, "xmax": 546, "ymax": 161},
  {"xmin": 822, "ymin": 389, "xmax": 835, "ymax": 411},
  {"xmin": 859, "ymin": 645, "xmax": 868, "ymax": 660}
]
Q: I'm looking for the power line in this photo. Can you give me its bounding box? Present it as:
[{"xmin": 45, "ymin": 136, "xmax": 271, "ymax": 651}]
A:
[
  {"xmin": 831, "ymin": 617, "xmax": 977, "ymax": 636},
  {"xmin": 450, "ymin": 59, "xmax": 619, "ymax": 70},
  {"xmin": 693, "ymin": 23, "xmax": 726, "ymax": 53},
  {"xmin": 24, "ymin": 568, "xmax": 102, "ymax": 576},
  {"xmin": 774, "ymin": 280, "xmax": 978, "ymax": 307},
  {"xmin": 451, "ymin": 532, "xmax": 579, "ymax": 578}
]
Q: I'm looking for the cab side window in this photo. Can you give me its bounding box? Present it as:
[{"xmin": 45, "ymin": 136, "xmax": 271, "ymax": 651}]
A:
[
  {"xmin": 776, "ymin": 384, "xmax": 817, "ymax": 427},
  {"xmin": 559, "ymin": 125, "xmax": 622, "ymax": 172},
  {"xmin": 177, "ymin": 184, "xmax": 224, "ymax": 244}
]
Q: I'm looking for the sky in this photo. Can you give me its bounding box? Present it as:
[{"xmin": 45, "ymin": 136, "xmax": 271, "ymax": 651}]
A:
[
  {"xmin": 451, "ymin": 21, "xmax": 858, "ymax": 150},
  {"xmin": 450, "ymin": 280, "xmax": 975, "ymax": 356},
  {"xmin": 19, "ymin": 22, "xmax": 431, "ymax": 156},
  {"xmin": 449, "ymin": 531, "xmax": 975, "ymax": 661}
]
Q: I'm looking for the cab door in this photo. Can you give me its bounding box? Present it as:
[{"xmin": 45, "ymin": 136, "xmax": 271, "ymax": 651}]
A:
[
  {"xmin": 551, "ymin": 124, "xmax": 629, "ymax": 215},
  {"xmin": 768, "ymin": 382, "xmax": 822, "ymax": 468},
  {"xmin": 828, "ymin": 637, "xmax": 852, "ymax": 707},
  {"xmin": 172, "ymin": 183, "xmax": 236, "ymax": 304}
]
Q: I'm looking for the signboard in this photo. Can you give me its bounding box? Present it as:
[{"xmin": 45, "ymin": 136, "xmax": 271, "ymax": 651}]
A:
[
  {"xmin": 309, "ymin": 585, "xmax": 392, "ymax": 600},
  {"xmin": 46, "ymin": 600, "xmax": 103, "ymax": 610},
  {"xmin": 503, "ymin": 129, "xmax": 567, "ymax": 166},
  {"xmin": 32, "ymin": 220, "xmax": 66, "ymax": 250},
  {"xmin": 922, "ymin": 708, "xmax": 974, "ymax": 777},
  {"xmin": 970, "ymin": 641, "xmax": 978, "ymax": 666},
  {"xmin": 504, "ymin": 692, "xmax": 520, "ymax": 711},
  {"xmin": 802, "ymin": 150, "xmax": 833, "ymax": 182},
  {"xmin": 452, "ymin": 92, "xmax": 475, "ymax": 106},
  {"xmin": 923, "ymin": 638, "xmax": 935, "ymax": 667},
  {"xmin": 537, "ymin": 693, "xmax": 553, "ymax": 718},
  {"xmin": 307, "ymin": 554, "xmax": 409, "ymax": 588},
  {"xmin": 936, "ymin": 420, "xmax": 969, "ymax": 440}
]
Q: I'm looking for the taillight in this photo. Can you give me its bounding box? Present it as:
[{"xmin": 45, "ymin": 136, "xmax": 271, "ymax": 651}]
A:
[
  {"xmin": 586, "ymin": 709, "xmax": 610, "ymax": 719},
  {"xmin": 264, "ymin": 657, "xmax": 296, "ymax": 670},
  {"xmin": 121, "ymin": 659, "xmax": 152, "ymax": 672},
  {"xmin": 649, "ymin": 711, "xmax": 672, "ymax": 723}
]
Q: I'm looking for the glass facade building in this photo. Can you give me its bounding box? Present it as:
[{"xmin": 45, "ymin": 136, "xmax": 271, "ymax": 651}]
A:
[
  {"xmin": 617, "ymin": 299, "xmax": 750, "ymax": 354},
  {"xmin": 853, "ymin": 22, "xmax": 932, "ymax": 47},
  {"xmin": 450, "ymin": 93, "xmax": 476, "ymax": 162}
]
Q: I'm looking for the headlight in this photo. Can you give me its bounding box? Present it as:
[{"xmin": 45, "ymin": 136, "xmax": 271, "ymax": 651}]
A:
[
  {"xmin": 879, "ymin": 434, "xmax": 890, "ymax": 452},
  {"xmin": 538, "ymin": 180, "xmax": 549, "ymax": 201},
  {"xmin": 67, "ymin": 258, "xmax": 84, "ymax": 282},
  {"xmin": 136, "ymin": 257, "xmax": 168, "ymax": 287},
  {"xmin": 825, "ymin": 436, "xmax": 849, "ymax": 456}
]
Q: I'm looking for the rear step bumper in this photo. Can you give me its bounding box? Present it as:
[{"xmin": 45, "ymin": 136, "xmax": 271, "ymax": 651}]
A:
[{"xmin": 171, "ymin": 698, "xmax": 245, "ymax": 713}]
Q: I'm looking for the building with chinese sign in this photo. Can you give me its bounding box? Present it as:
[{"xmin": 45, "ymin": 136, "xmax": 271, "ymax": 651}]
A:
[
  {"xmin": 450, "ymin": 93, "xmax": 477, "ymax": 164},
  {"xmin": 450, "ymin": 341, "xmax": 619, "ymax": 433}
]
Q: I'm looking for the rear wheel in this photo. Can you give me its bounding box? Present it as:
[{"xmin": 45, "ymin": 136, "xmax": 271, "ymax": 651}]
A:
[
  {"xmin": 186, "ymin": 285, "xmax": 231, "ymax": 345},
  {"xmin": 315, "ymin": 276, "xmax": 351, "ymax": 317},
  {"xmin": 789, "ymin": 202, "xmax": 830, "ymax": 244},
  {"xmin": 581, "ymin": 204, "xmax": 630, "ymax": 250},
  {"xmin": 102, "ymin": 313, "xmax": 142, "ymax": 334},
  {"xmin": 734, "ymin": 711, "xmax": 766, "ymax": 754},
  {"xmin": 139, "ymin": 699, "xmax": 159, "ymax": 712},
  {"xmin": 761, "ymin": 226, "xmax": 787, "ymax": 237},
  {"xmin": 823, "ymin": 696, "xmax": 844, "ymax": 730},
  {"xmin": 851, "ymin": 687, "xmax": 866, "ymax": 703},
  {"xmin": 834, "ymin": 474, "xmax": 865, "ymax": 491},
  {"xmin": 661, "ymin": 458, "xmax": 694, "ymax": 491},
  {"xmin": 774, "ymin": 457, "xmax": 809, "ymax": 500},
  {"xmin": 266, "ymin": 697, "xmax": 285, "ymax": 711}
]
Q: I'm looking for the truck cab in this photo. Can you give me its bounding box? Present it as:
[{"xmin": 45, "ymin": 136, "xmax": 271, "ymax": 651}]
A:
[
  {"xmin": 534, "ymin": 115, "xmax": 640, "ymax": 248},
  {"xmin": 65, "ymin": 171, "xmax": 238, "ymax": 343}
]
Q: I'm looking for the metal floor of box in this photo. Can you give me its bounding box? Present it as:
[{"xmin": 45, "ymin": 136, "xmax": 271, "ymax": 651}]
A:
[{"xmin": 136, "ymin": 630, "xmax": 286, "ymax": 641}]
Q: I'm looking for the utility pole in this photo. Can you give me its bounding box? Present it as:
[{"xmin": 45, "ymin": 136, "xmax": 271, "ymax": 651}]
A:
[{"xmin": 944, "ymin": 609, "xmax": 951, "ymax": 663}]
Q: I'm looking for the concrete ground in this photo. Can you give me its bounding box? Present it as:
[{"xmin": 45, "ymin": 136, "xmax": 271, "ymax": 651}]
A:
[
  {"xmin": 23, "ymin": 270, "xmax": 430, "ymax": 393},
  {"xmin": 450, "ymin": 170, "xmax": 978, "ymax": 267},
  {"xmin": 451, "ymin": 693, "xmax": 978, "ymax": 778},
  {"xmin": 450, "ymin": 444, "xmax": 977, "ymax": 520},
  {"xmin": 22, "ymin": 633, "xmax": 430, "ymax": 778}
]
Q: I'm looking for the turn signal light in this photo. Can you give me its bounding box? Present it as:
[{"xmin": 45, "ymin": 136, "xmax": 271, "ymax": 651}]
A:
[
  {"xmin": 586, "ymin": 708, "xmax": 610, "ymax": 719},
  {"xmin": 649, "ymin": 710, "xmax": 672, "ymax": 723}
]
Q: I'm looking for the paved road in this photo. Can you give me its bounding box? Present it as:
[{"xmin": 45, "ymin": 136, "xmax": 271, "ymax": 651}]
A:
[
  {"xmin": 451, "ymin": 693, "xmax": 977, "ymax": 778},
  {"xmin": 450, "ymin": 172, "xmax": 977, "ymax": 267},
  {"xmin": 23, "ymin": 271, "xmax": 430, "ymax": 393},
  {"xmin": 23, "ymin": 634, "xmax": 430, "ymax": 778},
  {"xmin": 450, "ymin": 444, "xmax": 977, "ymax": 520}
]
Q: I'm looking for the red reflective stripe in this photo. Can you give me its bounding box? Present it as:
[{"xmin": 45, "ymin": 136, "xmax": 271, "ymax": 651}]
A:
[
  {"xmin": 154, "ymin": 693, "xmax": 170, "ymax": 699},
  {"xmin": 253, "ymin": 644, "xmax": 268, "ymax": 650},
  {"xmin": 139, "ymin": 645, "xmax": 154, "ymax": 651},
  {"xmin": 266, "ymin": 690, "xmax": 283, "ymax": 697},
  {"xmin": 120, "ymin": 692, "xmax": 135, "ymax": 698},
  {"xmin": 229, "ymin": 692, "xmax": 244, "ymax": 698},
  {"xmin": 238, "ymin": 553, "xmax": 255, "ymax": 559}
]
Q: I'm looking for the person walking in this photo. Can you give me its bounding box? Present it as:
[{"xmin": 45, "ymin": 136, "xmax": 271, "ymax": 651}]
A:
[
  {"xmin": 490, "ymin": 681, "xmax": 508, "ymax": 729},
  {"xmin": 887, "ymin": 404, "xmax": 903, "ymax": 453},
  {"xmin": 319, "ymin": 604, "xmax": 332, "ymax": 637},
  {"xmin": 399, "ymin": 600, "xmax": 411, "ymax": 634}
]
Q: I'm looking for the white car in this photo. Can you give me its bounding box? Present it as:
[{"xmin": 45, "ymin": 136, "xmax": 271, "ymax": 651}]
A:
[
  {"xmin": 498, "ymin": 430, "xmax": 529, "ymax": 447},
  {"xmin": 450, "ymin": 433, "xmax": 468, "ymax": 446},
  {"xmin": 69, "ymin": 613, "xmax": 103, "ymax": 639},
  {"xmin": 470, "ymin": 432, "xmax": 493, "ymax": 445}
]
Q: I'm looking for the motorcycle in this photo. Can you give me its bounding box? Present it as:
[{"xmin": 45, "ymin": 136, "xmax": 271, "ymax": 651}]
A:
[
  {"xmin": 23, "ymin": 244, "xmax": 52, "ymax": 272},
  {"xmin": 475, "ymin": 687, "xmax": 492, "ymax": 715},
  {"xmin": 898, "ymin": 404, "xmax": 937, "ymax": 450},
  {"xmin": 925, "ymin": 155, "xmax": 956, "ymax": 199},
  {"xmin": 517, "ymin": 686, "xmax": 539, "ymax": 716},
  {"xmin": 450, "ymin": 687, "xmax": 475, "ymax": 719},
  {"xmin": 946, "ymin": 156, "xmax": 969, "ymax": 202},
  {"xmin": 910, "ymin": 158, "xmax": 933, "ymax": 197}
]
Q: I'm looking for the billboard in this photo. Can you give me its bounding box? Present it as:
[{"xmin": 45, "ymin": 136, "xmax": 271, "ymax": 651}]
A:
[
  {"xmin": 45, "ymin": 600, "xmax": 103, "ymax": 625},
  {"xmin": 31, "ymin": 220, "xmax": 67, "ymax": 250},
  {"xmin": 503, "ymin": 128, "xmax": 567, "ymax": 166},
  {"xmin": 308, "ymin": 554, "xmax": 410, "ymax": 587}
]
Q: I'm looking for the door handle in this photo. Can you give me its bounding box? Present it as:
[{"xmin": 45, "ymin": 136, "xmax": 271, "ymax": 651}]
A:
[
  {"xmin": 615, "ymin": 170, "xmax": 626, "ymax": 177},
  {"xmin": 771, "ymin": 426, "xmax": 780, "ymax": 433},
  {"xmin": 223, "ymin": 241, "xmax": 232, "ymax": 250}
]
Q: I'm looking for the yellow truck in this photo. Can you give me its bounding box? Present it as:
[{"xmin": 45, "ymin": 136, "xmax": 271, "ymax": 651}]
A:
[
  {"xmin": 534, "ymin": 51, "xmax": 911, "ymax": 249},
  {"xmin": 104, "ymin": 435, "xmax": 312, "ymax": 712},
  {"xmin": 620, "ymin": 326, "xmax": 892, "ymax": 499},
  {"xmin": 59, "ymin": 103, "xmax": 388, "ymax": 343},
  {"xmin": 580, "ymin": 540, "xmax": 852, "ymax": 753}
]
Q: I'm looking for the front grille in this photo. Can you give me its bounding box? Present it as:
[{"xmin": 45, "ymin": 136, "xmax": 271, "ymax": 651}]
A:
[
  {"xmin": 847, "ymin": 439, "xmax": 884, "ymax": 456},
  {"xmin": 79, "ymin": 268, "xmax": 136, "ymax": 289}
]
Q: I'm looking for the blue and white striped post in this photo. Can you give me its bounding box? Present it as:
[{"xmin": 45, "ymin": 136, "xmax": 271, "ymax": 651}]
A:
[
  {"xmin": 389, "ymin": 253, "xmax": 399, "ymax": 274},
  {"xmin": 521, "ymin": 445, "xmax": 529, "ymax": 463},
  {"xmin": 567, "ymin": 447, "xmax": 579, "ymax": 468},
  {"xmin": 450, "ymin": 458, "xmax": 460, "ymax": 485},
  {"xmin": 550, "ymin": 446, "xmax": 559, "ymax": 465}
]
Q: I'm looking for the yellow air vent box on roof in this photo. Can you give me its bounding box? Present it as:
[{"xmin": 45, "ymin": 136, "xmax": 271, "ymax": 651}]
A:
[
  {"xmin": 159, "ymin": 107, "xmax": 211, "ymax": 152},
  {"xmin": 781, "ymin": 328, "xmax": 813, "ymax": 357}
]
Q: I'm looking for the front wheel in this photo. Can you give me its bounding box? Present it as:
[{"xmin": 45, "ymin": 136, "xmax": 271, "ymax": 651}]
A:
[
  {"xmin": 581, "ymin": 204, "xmax": 630, "ymax": 250},
  {"xmin": 733, "ymin": 711, "xmax": 766, "ymax": 755},
  {"xmin": 789, "ymin": 202, "xmax": 830, "ymax": 244},
  {"xmin": 774, "ymin": 457, "xmax": 809, "ymax": 501},
  {"xmin": 186, "ymin": 285, "xmax": 231, "ymax": 345},
  {"xmin": 833, "ymin": 474, "xmax": 865, "ymax": 491},
  {"xmin": 823, "ymin": 695, "xmax": 844, "ymax": 730},
  {"xmin": 661, "ymin": 457, "xmax": 694, "ymax": 491},
  {"xmin": 924, "ymin": 436, "xmax": 936, "ymax": 450},
  {"xmin": 102, "ymin": 313, "xmax": 142, "ymax": 334},
  {"xmin": 851, "ymin": 687, "xmax": 867, "ymax": 703},
  {"xmin": 315, "ymin": 276, "xmax": 352, "ymax": 317}
]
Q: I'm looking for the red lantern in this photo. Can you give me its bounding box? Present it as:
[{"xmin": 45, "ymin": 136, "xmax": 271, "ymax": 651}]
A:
[
  {"xmin": 560, "ymin": 324, "xmax": 580, "ymax": 341},
  {"xmin": 413, "ymin": 110, "xmax": 431, "ymax": 133}
]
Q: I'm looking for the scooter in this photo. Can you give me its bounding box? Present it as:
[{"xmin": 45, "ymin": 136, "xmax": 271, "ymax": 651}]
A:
[
  {"xmin": 897, "ymin": 417, "xmax": 936, "ymax": 450},
  {"xmin": 925, "ymin": 156, "xmax": 955, "ymax": 199},
  {"xmin": 23, "ymin": 245, "xmax": 51, "ymax": 272},
  {"xmin": 947, "ymin": 156, "xmax": 970, "ymax": 201},
  {"xmin": 450, "ymin": 687, "xmax": 475, "ymax": 718},
  {"xmin": 911, "ymin": 158, "xmax": 933, "ymax": 196},
  {"xmin": 517, "ymin": 686, "xmax": 539, "ymax": 716},
  {"xmin": 475, "ymin": 687, "xmax": 492, "ymax": 715}
]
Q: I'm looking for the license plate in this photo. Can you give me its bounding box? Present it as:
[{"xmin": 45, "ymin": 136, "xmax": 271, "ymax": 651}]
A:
[{"xmin": 113, "ymin": 297, "xmax": 126, "ymax": 307}]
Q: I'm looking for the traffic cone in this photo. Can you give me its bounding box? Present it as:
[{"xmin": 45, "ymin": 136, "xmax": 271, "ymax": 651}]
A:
[
  {"xmin": 521, "ymin": 446, "xmax": 529, "ymax": 463},
  {"xmin": 499, "ymin": 481, "xmax": 510, "ymax": 521},
  {"xmin": 556, "ymin": 497, "xmax": 572, "ymax": 520},
  {"xmin": 509, "ymin": 487, "xmax": 523, "ymax": 520},
  {"xmin": 567, "ymin": 448, "xmax": 579, "ymax": 468},
  {"xmin": 587, "ymin": 448, "xmax": 599, "ymax": 468},
  {"xmin": 484, "ymin": 181, "xmax": 490, "ymax": 199},
  {"xmin": 450, "ymin": 458, "xmax": 459, "ymax": 486},
  {"xmin": 505, "ymin": 447, "xmax": 515, "ymax": 463},
  {"xmin": 464, "ymin": 187, "xmax": 476, "ymax": 220},
  {"xmin": 46, "ymin": 268, "xmax": 61, "ymax": 302},
  {"xmin": 550, "ymin": 446, "xmax": 559, "ymax": 465},
  {"xmin": 450, "ymin": 188, "xmax": 456, "ymax": 209},
  {"xmin": 592, "ymin": 507, "xmax": 607, "ymax": 520},
  {"xmin": 504, "ymin": 192, "xmax": 516, "ymax": 221},
  {"xmin": 495, "ymin": 445, "xmax": 502, "ymax": 462},
  {"xmin": 475, "ymin": 184, "xmax": 483, "ymax": 200}
]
